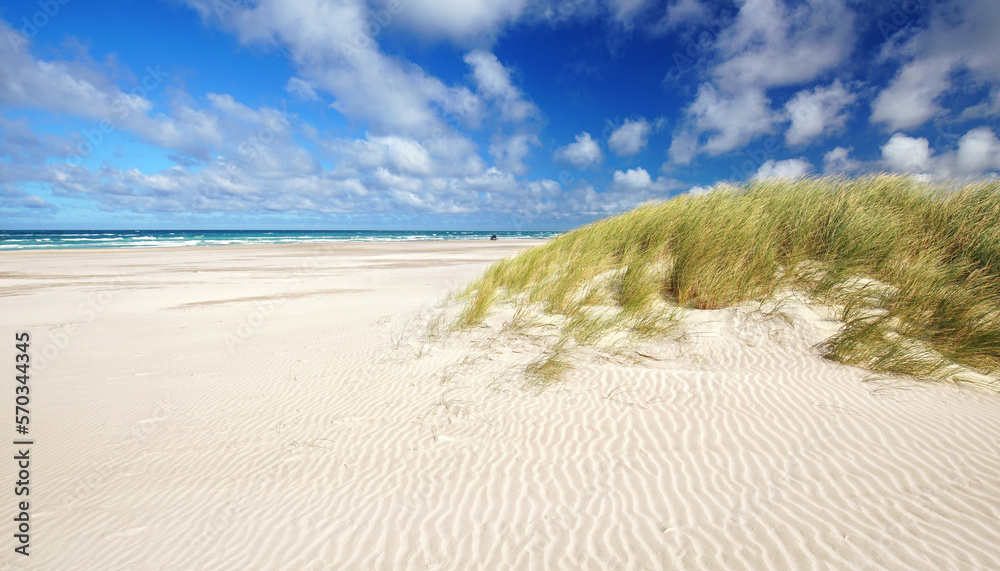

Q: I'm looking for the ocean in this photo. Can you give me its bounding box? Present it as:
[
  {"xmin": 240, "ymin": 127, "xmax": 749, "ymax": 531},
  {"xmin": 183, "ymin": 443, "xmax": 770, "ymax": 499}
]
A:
[{"xmin": 0, "ymin": 229, "xmax": 559, "ymax": 250}]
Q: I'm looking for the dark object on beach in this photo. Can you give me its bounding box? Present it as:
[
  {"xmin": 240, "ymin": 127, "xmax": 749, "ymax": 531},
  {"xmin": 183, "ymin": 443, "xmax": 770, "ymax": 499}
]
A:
[{"xmin": 490, "ymin": 234, "xmax": 498, "ymax": 240}]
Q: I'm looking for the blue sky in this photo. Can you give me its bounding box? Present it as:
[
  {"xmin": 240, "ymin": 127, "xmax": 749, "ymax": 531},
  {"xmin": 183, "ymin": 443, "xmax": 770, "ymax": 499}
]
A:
[{"xmin": 1, "ymin": 0, "xmax": 999, "ymax": 230}]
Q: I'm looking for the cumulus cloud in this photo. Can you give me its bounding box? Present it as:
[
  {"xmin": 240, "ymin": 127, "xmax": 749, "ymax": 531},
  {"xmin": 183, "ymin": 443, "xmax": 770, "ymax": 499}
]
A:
[
  {"xmin": 0, "ymin": 185, "xmax": 55, "ymax": 212},
  {"xmin": 685, "ymin": 181, "xmax": 737, "ymax": 195},
  {"xmin": 182, "ymin": 0, "xmax": 484, "ymax": 138},
  {"xmin": 822, "ymin": 146, "xmax": 862, "ymax": 174},
  {"xmin": 669, "ymin": 0, "xmax": 855, "ymax": 164},
  {"xmin": 685, "ymin": 184, "xmax": 714, "ymax": 195},
  {"xmin": 285, "ymin": 77, "xmax": 319, "ymax": 101},
  {"xmin": 667, "ymin": 129, "xmax": 699, "ymax": 165},
  {"xmin": 608, "ymin": 118, "xmax": 651, "ymax": 156},
  {"xmin": 660, "ymin": 0, "xmax": 711, "ymax": 30},
  {"xmin": 881, "ymin": 133, "xmax": 933, "ymax": 173},
  {"xmin": 366, "ymin": 135, "xmax": 433, "ymax": 175},
  {"xmin": 327, "ymin": 132, "xmax": 485, "ymax": 178},
  {"xmin": 489, "ymin": 133, "xmax": 539, "ymax": 175},
  {"xmin": 0, "ymin": 115, "xmax": 65, "ymax": 164},
  {"xmin": 0, "ymin": 19, "xmax": 307, "ymax": 163},
  {"xmin": 870, "ymin": 56, "xmax": 957, "ymax": 131},
  {"xmin": 463, "ymin": 50, "xmax": 536, "ymax": 123},
  {"xmin": 784, "ymin": 80, "xmax": 856, "ymax": 146},
  {"xmin": 609, "ymin": 167, "xmax": 651, "ymax": 191},
  {"xmin": 713, "ymin": 0, "xmax": 855, "ymax": 91},
  {"xmin": 0, "ymin": 20, "xmax": 195, "ymax": 153},
  {"xmin": 606, "ymin": 0, "xmax": 655, "ymax": 24},
  {"xmin": 872, "ymin": 0, "xmax": 1000, "ymax": 129},
  {"xmin": 40, "ymin": 154, "xmax": 569, "ymax": 220},
  {"xmin": 608, "ymin": 167, "xmax": 682, "ymax": 196},
  {"xmin": 0, "ymin": 19, "xmax": 146, "ymax": 121},
  {"xmin": 374, "ymin": 0, "xmax": 529, "ymax": 42},
  {"xmin": 561, "ymin": 181, "xmax": 661, "ymax": 218},
  {"xmin": 688, "ymin": 84, "xmax": 778, "ymax": 155},
  {"xmin": 876, "ymin": 128, "xmax": 1000, "ymax": 178},
  {"xmin": 369, "ymin": 0, "xmax": 709, "ymax": 42},
  {"xmin": 753, "ymin": 158, "xmax": 813, "ymax": 180},
  {"xmin": 955, "ymin": 127, "xmax": 1000, "ymax": 175},
  {"xmin": 554, "ymin": 132, "xmax": 603, "ymax": 169}
]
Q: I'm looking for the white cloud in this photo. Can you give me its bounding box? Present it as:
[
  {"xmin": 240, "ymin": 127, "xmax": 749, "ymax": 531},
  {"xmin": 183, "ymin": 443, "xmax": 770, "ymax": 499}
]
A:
[
  {"xmin": 489, "ymin": 133, "xmax": 539, "ymax": 175},
  {"xmin": 0, "ymin": 184, "xmax": 56, "ymax": 212},
  {"xmin": 182, "ymin": 0, "xmax": 484, "ymax": 138},
  {"xmin": 328, "ymin": 132, "xmax": 485, "ymax": 178},
  {"xmin": 463, "ymin": 50, "xmax": 536, "ymax": 123},
  {"xmin": 684, "ymin": 181, "xmax": 737, "ymax": 196},
  {"xmin": 0, "ymin": 20, "xmax": 314, "ymax": 163},
  {"xmin": 373, "ymin": 0, "xmax": 701, "ymax": 41},
  {"xmin": 713, "ymin": 0, "xmax": 855, "ymax": 91},
  {"xmin": 667, "ymin": 0, "xmax": 856, "ymax": 164},
  {"xmin": 0, "ymin": 21, "xmax": 133, "ymax": 120},
  {"xmin": 822, "ymin": 146, "xmax": 861, "ymax": 174},
  {"xmin": 367, "ymin": 0, "xmax": 685, "ymax": 40},
  {"xmin": 667, "ymin": 130, "xmax": 699, "ymax": 165},
  {"xmin": 43, "ymin": 154, "xmax": 524, "ymax": 218},
  {"xmin": 688, "ymin": 84, "xmax": 777, "ymax": 155},
  {"xmin": 609, "ymin": 167, "xmax": 682, "ymax": 195},
  {"xmin": 608, "ymin": 118, "xmax": 651, "ymax": 156},
  {"xmin": 873, "ymin": 128, "xmax": 1000, "ymax": 178},
  {"xmin": 606, "ymin": 0, "xmax": 654, "ymax": 24},
  {"xmin": 0, "ymin": 115, "xmax": 64, "ymax": 164},
  {"xmin": 881, "ymin": 133, "xmax": 933, "ymax": 173},
  {"xmin": 660, "ymin": 0, "xmax": 710, "ymax": 30},
  {"xmin": 555, "ymin": 132, "xmax": 603, "ymax": 169},
  {"xmin": 375, "ymin": 0, "xmax": 529, "ymax": 42},
  {"xmin": 872, "ymin": 0, "xmax": 1000, "ymax": 129},
  {"xmin": 685, "ymin": 184, "xmax": 714, "ymax": 195},
  {"xmin": 367, "ymin": 135, "xmax": 433, "ymax": 175},
  {"xmin": 955, "ymin": 127, "xmax": 1000, "ymax": 175},
  {"xmin": 285, "ymin": 77, "xmax": 319, "ymax": 101},
  {"xmin": 560, "ymin": 181, "xmax": 645, "ymax": 218},
  {"xmin": 753, "ymin": 158, "xmax": 813, "ymax": 180},
  {"xmin": 870, "ymin": 56, "xmax": 957, "ymax": 131},
  {"xmin": 0, "ymin": 21, "xmax": 192, "ymax": 150},
  {"xmin": 435, "ymin": 85, "xmax": 485, "ymax": 129},
  {"xmin": 959, "ymin": 93, "xmax": 1000, "ymax": 121},
  {"xmin": 462, "ymin": 167, "xmax": 518, "ymax": 194},
  {"xmin": 784, "ymin": 80, "xmax": 855, "ymax": 146},
  {"xmin": 610, "ymin": 167, "xmax": 653, "ymax": 191}
]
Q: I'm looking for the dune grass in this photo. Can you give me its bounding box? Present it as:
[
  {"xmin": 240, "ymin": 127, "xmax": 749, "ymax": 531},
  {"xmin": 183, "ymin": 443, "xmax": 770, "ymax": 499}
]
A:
[{"xmin": 455, "ymin": 174, "xmax": 1000, "ymax": 390}]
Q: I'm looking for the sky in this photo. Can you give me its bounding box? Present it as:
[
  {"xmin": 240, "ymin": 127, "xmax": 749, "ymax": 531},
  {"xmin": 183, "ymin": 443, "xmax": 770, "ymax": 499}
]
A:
[{"xmin": 1, "ymin": 0, "xmax": 999, "ymax": 230}]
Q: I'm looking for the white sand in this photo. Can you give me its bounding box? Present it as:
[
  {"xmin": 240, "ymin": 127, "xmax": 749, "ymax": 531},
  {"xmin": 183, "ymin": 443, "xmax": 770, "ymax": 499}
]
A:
[{"xmin": 2, "ymin": 241, "xmax": 999, "ymax": 570}]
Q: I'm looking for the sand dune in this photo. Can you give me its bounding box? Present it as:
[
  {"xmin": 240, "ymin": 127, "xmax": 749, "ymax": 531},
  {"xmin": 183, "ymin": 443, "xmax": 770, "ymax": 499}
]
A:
[{"xmin": 2, "ymin": 241, "xmax": 999, "ymax": 570}]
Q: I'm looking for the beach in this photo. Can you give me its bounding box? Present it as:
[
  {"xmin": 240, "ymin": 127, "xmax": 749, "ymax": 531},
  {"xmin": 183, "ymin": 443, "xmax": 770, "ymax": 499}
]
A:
[{"xmin": 2, "ymin": 240, "xmax": 1000, "ymax": 570}]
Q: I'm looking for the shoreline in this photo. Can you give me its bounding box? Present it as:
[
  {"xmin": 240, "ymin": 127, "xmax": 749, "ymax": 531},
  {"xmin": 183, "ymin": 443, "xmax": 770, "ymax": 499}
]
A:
[
  {"xmin": 0, "ymin": 231, "xmax": 560, "ymax": 253},
  {"xmin": 0, "ymin": 238, "xmax": 551, "ymax": 256}
]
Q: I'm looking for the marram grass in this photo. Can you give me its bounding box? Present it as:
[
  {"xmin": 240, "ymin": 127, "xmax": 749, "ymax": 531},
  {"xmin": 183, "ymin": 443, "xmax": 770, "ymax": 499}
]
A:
[{"xmin": 456, "ymin": 175, "xmax": 1000, "ymax": 390}]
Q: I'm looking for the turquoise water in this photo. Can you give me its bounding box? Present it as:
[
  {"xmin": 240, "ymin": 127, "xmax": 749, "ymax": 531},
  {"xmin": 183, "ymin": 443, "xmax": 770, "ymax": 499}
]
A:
[{"xmin": 0, "ymin": 230, "xmax": 559, "ymax": 250}]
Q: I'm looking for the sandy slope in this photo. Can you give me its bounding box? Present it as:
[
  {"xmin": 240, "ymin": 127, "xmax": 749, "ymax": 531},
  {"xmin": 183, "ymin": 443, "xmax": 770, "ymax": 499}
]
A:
[{"xmin": 1, "ymin": 241, "xmax": 999, "ymax": 570}]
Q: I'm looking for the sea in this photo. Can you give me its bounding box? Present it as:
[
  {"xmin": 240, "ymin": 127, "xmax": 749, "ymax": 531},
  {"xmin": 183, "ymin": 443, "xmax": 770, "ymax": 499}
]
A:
[{"xmin": 0, "ymin": 230, "xmax": 559, "ymax": 251}]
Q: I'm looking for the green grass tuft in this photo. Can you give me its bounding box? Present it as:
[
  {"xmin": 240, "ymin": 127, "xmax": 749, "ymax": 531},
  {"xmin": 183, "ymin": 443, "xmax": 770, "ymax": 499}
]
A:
[
  {"xmin": 522, "ymin": 339, "xmax": 575, "ymax": 392},
  {"xmin": 455, "ymin": 175, "xmax": 1000, "ymax": 389}
]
